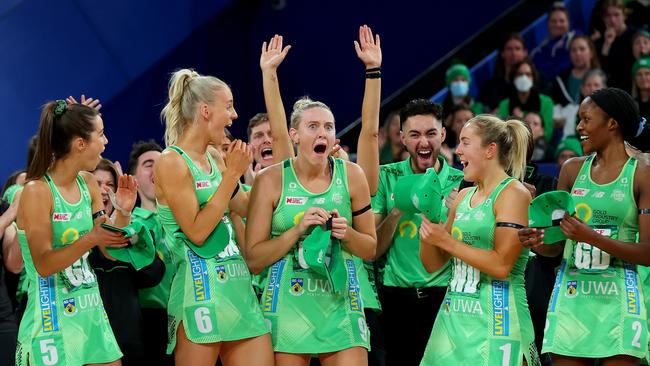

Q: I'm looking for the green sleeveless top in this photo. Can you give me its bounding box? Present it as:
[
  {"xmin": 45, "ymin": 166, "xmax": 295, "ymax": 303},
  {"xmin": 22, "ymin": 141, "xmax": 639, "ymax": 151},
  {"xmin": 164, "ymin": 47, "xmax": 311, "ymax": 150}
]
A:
[
  {"xmin": 157, "ymin": 146, "xmax": 267, "ymax": 352},
  {"xmin": 449, "ymin": 178, "xmax": 528, "ymax": 294},
  {"xmin": 157, "ymin": 146, "xmax": 240, "ymax": 262},
  {"xmin": 262, "ymin": 158, "xmax": 370, "ymax": 353},
  {"xmin": 421, "ymin": 177, "xmax": 538, "ymax": 366},
  {"xmin": 542, "ymin": 154, "xmax": 647, "ymax": 359},
  {"xmin": 567, "ymin": 154, "xmax": 638, "ymax": 271},
  {"xmin": 271, "ymin": 157, "xmax": 352, "ymax": 269},
  {"xmin": 16, "ymin": 173, "xmax": 121, "ymax": 366}
]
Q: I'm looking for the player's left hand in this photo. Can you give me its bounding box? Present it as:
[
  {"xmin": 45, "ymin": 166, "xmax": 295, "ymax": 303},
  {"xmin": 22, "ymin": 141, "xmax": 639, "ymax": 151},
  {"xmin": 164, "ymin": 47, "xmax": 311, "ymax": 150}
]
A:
[
  {"xmin": 419, "ymin": 215, "xmax": 450, "ymax": 247},
  {"xmin": 560, "ymin": 212, "xmax": 594, "ymax": 243}
]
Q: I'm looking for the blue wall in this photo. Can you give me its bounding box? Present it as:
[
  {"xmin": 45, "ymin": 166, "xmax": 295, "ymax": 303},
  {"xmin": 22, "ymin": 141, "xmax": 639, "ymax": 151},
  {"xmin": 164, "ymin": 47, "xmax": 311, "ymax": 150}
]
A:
[{"xmin": 1, "ymin": 0, "xmax": 518, "ymax": 180}]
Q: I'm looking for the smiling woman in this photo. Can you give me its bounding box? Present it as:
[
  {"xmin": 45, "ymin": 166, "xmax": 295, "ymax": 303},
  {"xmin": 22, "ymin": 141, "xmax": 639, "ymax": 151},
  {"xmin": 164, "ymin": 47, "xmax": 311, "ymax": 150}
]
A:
[
  {"xmin": 15, "ymin": 101, "xmax": 137, "ymax": 366},
  {"xmin": 520, "ymin": 88, "xmax": 650, "ymax": 366}
]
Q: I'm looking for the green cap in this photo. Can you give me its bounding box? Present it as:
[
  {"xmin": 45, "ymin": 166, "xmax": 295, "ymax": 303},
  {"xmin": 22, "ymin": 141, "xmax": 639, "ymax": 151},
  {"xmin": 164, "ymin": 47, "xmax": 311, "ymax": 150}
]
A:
[
  {"xmin": 446, "ymin": 63, "xmax": 471, "ymax": 85},
  {"xmin": 299, "ymin": 222, "xmax": 347, "ymax": 292},
  {"xmin": 394, "ymin": 169, "xmax": 444, "ymax": 222},
  {"xmin": 555, "ymin": 137, "xmax": 583, "ymax": 160},
  {"xmin": 175, "ymin": 218, "xmax": 231, "ymax": 259},
  {"xmin": 632, "ymin": 56, "xmax": 650, "ymax": 77},
  {"xmin": 301, "ymin": 225, "xmax": 333, "ymax": 276},
  {"xmin": 105, "ymin": 221, "xmax": 155, "ymax": 270},
  {"xmin": 528, "ymin": 191, "xmax": 575, "ymax": 244},
  {"xmin": 2, "ymin": 184, "xmax": 23, "ymax": 204}
]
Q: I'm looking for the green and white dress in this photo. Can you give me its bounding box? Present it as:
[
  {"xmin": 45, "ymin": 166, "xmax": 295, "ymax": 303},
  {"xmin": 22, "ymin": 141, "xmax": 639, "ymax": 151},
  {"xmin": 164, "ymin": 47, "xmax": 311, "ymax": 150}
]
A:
[
  {"xmin": 157, "ymin": 146, "xmax": 268, "ymax": 354},
  {"xmin": 261, "ymin": 158, "xmax": 370, "ymax": 353},
  {"xmin": 16, "ymin": 174, "xmax": 122, "ymax": 366},
  {"xmin": 543, "ymin": 155, "xmax": 648, "ymax": 359},
  {"xmin": 420, "ymin": 178, "xmax": 539, "ymax": 366}
]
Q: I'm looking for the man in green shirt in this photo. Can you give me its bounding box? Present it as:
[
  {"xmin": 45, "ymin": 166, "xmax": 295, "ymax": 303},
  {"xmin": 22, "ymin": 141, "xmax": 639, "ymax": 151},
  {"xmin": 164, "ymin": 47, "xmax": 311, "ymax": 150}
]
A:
[
  {"xmin": 372, "ymin": 99, "xmax": 463, "ymax": 366},
  {"xmin": 128, "ymin": 140, "xmax": 174, "ymax": 366}
]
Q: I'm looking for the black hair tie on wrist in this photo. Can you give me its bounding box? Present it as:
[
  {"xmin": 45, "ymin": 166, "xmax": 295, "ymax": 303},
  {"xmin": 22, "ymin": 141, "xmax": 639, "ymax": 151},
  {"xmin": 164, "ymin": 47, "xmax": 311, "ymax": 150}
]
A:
[
  {"xmin": 365, "ymin": 72, "xmax": 381, "ymax": 79},
  {"xmin": 365, "ymin": 67, "xmax": 381, "ymax": 73},
  {"xmin": 92, "ymin": 210, "xmax": 106, "ymax": 220}
]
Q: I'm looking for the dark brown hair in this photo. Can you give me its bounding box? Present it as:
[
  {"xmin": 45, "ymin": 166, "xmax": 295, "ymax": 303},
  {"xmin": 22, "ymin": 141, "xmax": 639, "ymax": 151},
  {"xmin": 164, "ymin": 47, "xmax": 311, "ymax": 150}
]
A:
[
  {"xmin": 247, "ymin": 113, "xmax": 269, "ymax": 139},
  {"xmin": 27, "ymin": 102, "xmax": 99, "ymax": 180},
  {"xmin": 570, "ymin": 35, "xmax": 601, "ymax": 69}
]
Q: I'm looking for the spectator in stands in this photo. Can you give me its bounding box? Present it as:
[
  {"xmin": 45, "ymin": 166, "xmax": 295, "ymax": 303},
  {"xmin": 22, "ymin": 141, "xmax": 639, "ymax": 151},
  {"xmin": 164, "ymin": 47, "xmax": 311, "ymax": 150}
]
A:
[
  {"xmin": 531, "ymin": 3, "xmax": 576, "ymax": 89},
  {"xmin": 559, "ymin": 68, "xmax": 609, "ymax": 138},
  {"xmin": 442, "ymin": 63, "xmax": 484, "ymax": 119},
  {"xmin": 498, "ymin": 60, "xmax": 555, "ymax": 143},
  {"xmin": 633, "ymin": 30, "xmax": 650, "ymax": 60},
  {"xmin": 524, "ymin": 111, "xmax": 550, "ymax": 162},
  {"xmin": 379, "ymin": 111, "xmax": 404, "ymax": 164},
  {"xmin": 552, "ymin": 35, "xmax": 601, "ymax": 106},
  {"xmin": 594, "ymin": 0, "xmax": 637, "ymax": 92},
  {"xmin": 632, "ymin": 56, "xmax": 650, "ymax": 120},
  {"xmin": 441, "ymin": 104, "xmax": 474, "ymax": 165},
  {"xmin": 555, "ymin": 136, "xmax": 583, "ymax": 170},
  {"xmin": 482, "ymin": 33, "xmax": 528, "ymax": 110}
]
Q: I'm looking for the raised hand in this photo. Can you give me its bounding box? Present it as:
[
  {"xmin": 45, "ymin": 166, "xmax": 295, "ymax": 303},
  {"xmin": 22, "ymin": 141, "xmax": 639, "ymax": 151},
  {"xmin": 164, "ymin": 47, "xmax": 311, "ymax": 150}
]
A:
[
  {"xmin": 112, "ymin": 174, "xmax": 138, "ymax": 214},
  {"xmin": 225, "ymin": 140, "xmax": 254, "ymax": 178},
  {"xmin": 354, "ymin": 25, "xmax": 382, "ymax": 69},
  {"xmin": 66, "ymin": 94, "xmax": 102, "ymax": 111},
  {"xmin": 260, "ymin": 34, "xmax": 292, "ymax": 72}
]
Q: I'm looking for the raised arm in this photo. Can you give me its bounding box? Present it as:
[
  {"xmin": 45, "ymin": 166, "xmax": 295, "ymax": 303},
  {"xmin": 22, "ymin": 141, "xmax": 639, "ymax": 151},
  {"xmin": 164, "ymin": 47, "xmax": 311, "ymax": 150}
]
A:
[
  {"xmin": 155, "ymin": 140, "xmax": 252, "ymax": 245},
  {"xmin": 244, "ymin": 166, "xmax": 328, "ymax": 274},
  {"xmin": 260, "ymin": 35, "xmax": 294, "ymax": 162},
  {"xmin": 354, "ymin": 25, "xmax": 382, "ymax": 195}
]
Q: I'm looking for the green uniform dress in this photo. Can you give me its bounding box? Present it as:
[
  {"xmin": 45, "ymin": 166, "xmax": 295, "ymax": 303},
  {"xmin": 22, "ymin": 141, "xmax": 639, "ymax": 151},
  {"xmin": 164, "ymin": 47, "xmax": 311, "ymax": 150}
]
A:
[
  {"xmin": 543, "ymin": 155, "xmax": 648, "ymax": 359},
  {"xmin": 16, "ymin": 174, "xmax": 122, "ymax": 366},
  {"xmin": 372, "ymin": 157, "xmax": 464, "ymax": 289},
  {"xmin": 420, "ymin": 178, "xmax": 539, "ymax": 366},
  {"xmin": 261, "ymin": 158, "xmax": 370, "ymax": 353},
  {"xmin": 157, "ymin": 146, "xmax": 267, "ymax": 354},
  {"xmin": 136, "ymin": 207, "xmax": 175, "ymax": 309}
]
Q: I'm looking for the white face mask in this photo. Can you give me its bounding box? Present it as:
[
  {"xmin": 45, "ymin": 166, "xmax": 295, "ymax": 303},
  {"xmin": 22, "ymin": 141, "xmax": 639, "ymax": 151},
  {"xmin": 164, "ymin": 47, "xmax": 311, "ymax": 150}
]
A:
[{"xmin": 514, "ymin": 75, "xmax": 533, "ymax": 92}]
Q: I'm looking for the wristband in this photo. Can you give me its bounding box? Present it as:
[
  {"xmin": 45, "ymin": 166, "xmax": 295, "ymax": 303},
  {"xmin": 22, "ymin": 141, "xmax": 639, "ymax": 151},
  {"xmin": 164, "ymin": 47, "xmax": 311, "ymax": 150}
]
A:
[{"xmin": 365, "ymin": 67, "xmax": 381, "ymax": 73}]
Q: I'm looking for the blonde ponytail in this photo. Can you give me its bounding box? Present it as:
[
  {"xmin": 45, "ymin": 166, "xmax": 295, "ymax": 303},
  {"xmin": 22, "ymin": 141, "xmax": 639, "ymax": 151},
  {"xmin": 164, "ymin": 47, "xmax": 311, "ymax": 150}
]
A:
[
  {"xmin": 466, "ymin": 115, "xmax": 531, "ymax": 181},
  {"xmin": 160, "ymin": 69, "xmax": 228, "ymax": 146},
  {"xmin": 503, "ymin": 119, "xmax": 530, "ymax": 181}
]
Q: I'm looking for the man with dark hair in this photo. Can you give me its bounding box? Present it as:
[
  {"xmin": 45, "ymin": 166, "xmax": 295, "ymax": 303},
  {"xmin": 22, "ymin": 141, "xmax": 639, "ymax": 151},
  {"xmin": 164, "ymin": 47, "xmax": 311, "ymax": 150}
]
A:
[
  {"xmin": 247, "ymin": 113, "xmax": 274, "ymax": 172},
  {"xmin": 128, "ymin": 140, "xmax": 174, "ymax": 366},
  {"xmin": 372, "ymin": 99, "xmax": 464, "ymax": 366}
]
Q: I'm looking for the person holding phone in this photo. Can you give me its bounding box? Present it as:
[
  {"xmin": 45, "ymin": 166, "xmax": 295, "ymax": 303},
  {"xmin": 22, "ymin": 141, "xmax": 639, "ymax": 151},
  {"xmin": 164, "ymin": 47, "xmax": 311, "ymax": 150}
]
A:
[{"xmin": 15, "ymin": 100, "xmax": 136, "ymax": 366}]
